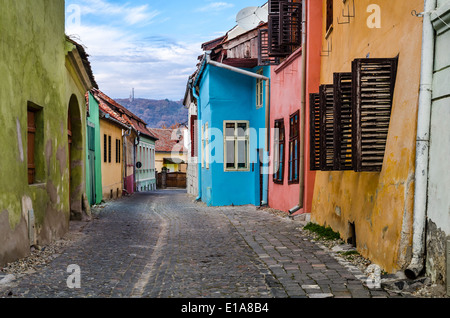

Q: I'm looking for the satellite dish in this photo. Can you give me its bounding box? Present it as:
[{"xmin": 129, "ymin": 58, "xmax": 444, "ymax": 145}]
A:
[{"xmin": 236, "ymin": 6, "xmax": 268, "ymax": 31}]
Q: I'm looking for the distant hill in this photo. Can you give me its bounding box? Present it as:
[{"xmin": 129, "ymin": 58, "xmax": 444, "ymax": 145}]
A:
[{"xmin": 116, "ymin": 98, "xmax": 188, "ymax": 129}]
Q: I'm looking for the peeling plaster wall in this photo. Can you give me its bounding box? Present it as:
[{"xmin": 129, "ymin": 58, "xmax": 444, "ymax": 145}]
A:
[
  {"xmin": 0, "ymin": 0, "xmax": 88, "ymax": 266},
  {"xmin": 311, "ymin": 0, "xmax": 424, "ymax": 273}
]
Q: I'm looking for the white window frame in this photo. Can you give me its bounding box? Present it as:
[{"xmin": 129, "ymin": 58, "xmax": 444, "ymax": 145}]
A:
[
  {"xmin": 256, "ymin": 69, "xmax": 264, "ymax": 109},
  {"xmin": 223, "ymin": 121, "xmax": 250, "ymax": 172},
  {"xmin": 205, "ymin": 122, "xmax": 209, "ymax": 169},
  {"xmin": 201, "ymin": 124, "xmax": 205, "ymax": 168}
]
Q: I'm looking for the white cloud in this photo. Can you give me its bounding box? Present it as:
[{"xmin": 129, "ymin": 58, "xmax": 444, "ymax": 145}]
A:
[
  {"xmin": 195, "ymin": 2, "xmax": 235, "ymax": 12},
  {"xmin": 66, "ymin": 23, "xmax": 203, "ymax": 100},
  {"xmin": 76, "ymin": 0, "xmax": 160, "ymax": 26}
]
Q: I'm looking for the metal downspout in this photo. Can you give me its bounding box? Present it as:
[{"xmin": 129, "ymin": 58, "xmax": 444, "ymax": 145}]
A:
[
  {"xmin": 405, "ymin": 0, "xmax": 436, "ymax": 279},
  {"xmin": 290, "ymin": 0, "xmax": 308, "ymax": 215}
]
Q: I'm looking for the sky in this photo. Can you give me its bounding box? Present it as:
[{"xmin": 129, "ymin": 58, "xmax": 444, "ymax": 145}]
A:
[{"xmin": 65, "ymin": 0, "xmax": 267, "ymax": 101}]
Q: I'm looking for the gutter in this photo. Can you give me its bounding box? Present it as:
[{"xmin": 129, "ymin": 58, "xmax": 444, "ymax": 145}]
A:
[
  {"xmin": 290, "ymin": 0, "xmax": 308, "ymax": 215},
  {"xmin": 192, "ymin": 85, "xmax": 202, "ymax": 202},
  {"xmin": 205, "ymin": 52, "xmax": 271, "ymax": 206},
  {"xmin": 405, "ymin": 0, "xmax": 436, "ymax": 279}
]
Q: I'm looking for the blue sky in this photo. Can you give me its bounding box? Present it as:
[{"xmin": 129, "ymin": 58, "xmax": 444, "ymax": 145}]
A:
[{"xmin": 65, "ymin": 0, "xmax": 267, "ymax": 101}]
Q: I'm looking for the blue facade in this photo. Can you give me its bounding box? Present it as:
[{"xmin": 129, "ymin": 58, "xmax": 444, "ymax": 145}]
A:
[{"xmin": 196, "ymin": 62, "xmax": 270, "ymax": 207}]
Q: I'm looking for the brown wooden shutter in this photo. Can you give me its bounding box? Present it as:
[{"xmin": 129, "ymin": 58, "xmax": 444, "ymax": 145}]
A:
[
  {"xmin": 268, "ymin": 0, "xmax": 302, "ymax": 58},
  {"xmin": 190, "ymin": 115, "xmax": 197, "ymax": 157},
  {"xmin": 333, "ymin": 72, "xmax": 353, "ymax": 170},
  {"xmin": 27, "ymin": 110, "xmax": 36, "ymax": 184},
  {"xmin": 258, "ymin": 29, "xmax": 280, "ymax": 66},
  {"xmin": 279, "ymin": 1, "xmax": 302, "ymax": 53},
  {"xmin": 309, "ymin": 93, "xmax": 321, "ymax": 171},
  {"xmin": 352, "ymin": 57, "xmax": 398, "ymax": 172},
  {"xmin": 319, "ymin": 84, "xmax": 335, "ymax": 171}
]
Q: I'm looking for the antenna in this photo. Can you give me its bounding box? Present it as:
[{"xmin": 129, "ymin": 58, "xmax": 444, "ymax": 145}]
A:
[
  {"xmin": 236, "ymin": 6, "xmax": 268, "ymax": 31},
  {"xmin": 129, "ymin": 88, "xmax": 135, "ymax": 103}
]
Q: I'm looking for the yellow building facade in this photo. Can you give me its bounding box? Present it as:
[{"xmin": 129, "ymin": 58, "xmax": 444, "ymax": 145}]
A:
[
  {"xmin": 100, "ymin": 119, "xmax": 124, "ymax": 200},
  {"xmin": 311, "ymin": 0, "xmax": 424, "ymax": 273}
]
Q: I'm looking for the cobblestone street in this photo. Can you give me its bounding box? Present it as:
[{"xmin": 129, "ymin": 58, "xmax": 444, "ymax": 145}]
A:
[{"xmin": 0, "ymin": 189, "xmax": 404, "ymax": 299}]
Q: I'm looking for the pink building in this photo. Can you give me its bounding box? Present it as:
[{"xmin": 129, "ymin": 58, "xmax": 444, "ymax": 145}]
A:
[{"xmin": 267, "ymin": 0, "xmax": 322, "ymax": 215}]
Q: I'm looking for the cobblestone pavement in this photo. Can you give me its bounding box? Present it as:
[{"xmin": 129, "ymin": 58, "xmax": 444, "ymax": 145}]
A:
[{"xmin": 0, "ymin": 189, "xmax": 406, "ymax": 298}]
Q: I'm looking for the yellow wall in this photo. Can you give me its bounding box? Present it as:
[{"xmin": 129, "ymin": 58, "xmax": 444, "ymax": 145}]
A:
[
  {"xmin": 155, "ymin": 152, "xmax": 188, "ymax": 173},
  {"xmin": 312, "ymin": 0, "xmax": 424, "ymax": 273},
  {"xmin": 100, "ymin": 119, "xmax": 123, "ymax": 200}
]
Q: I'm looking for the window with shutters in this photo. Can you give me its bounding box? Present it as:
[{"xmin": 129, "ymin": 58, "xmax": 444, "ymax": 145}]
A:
[
  {"xmin": 352, "ymin": 58, "xmax": 398, "ymax": 172},
  {"xmin": 256, "ymin": 69, "xmax": 264, "ymax": 109},
  {"xmin": 310, "ymin": 57, "xmax": 398, "ymax": 173},
  {"xmin": 334, "ymin": 72, "xmax": 353, "ymax": 170},
  {"xmin": 27, "ymin": 103, "xmax": 43, "ymax": 185},
  {"xmin": 190, "ymin": 115, "xmax": 197, "ymax": 158},
  {"xmin": 27, "ymin": 109, "xmax": 37, "ymax": 184},
  {"xmin": 104, "ymin": 134, "xmax": 107, "ymax": 163},
  {"xmin": 224, "ymin": 121, "xmax": 250, "ymax": 171},
  {"xmin": 264, "ymin": 0, "xmax": 302, "ymax": 61},
  {"xmin": 288, "ymin": 111, "xmax": 300, "ymax": 183},
  {"xmin": 310, "ymin": 93, "xmax": 321, "ymax": 171},
  {"xmin": 108, "ymin": 136, "xmax": 112, "ymax": 163},
  {"xmin": 116, "ymin": 139, "xmax": 121, "ymax": 163},
  {"xmin": 319, "ymin": 84, "xmax": 335, "ymax": 171},
  {"xmin": 273, "ymin": 119, "xmax": 285, "ymax": 184}
]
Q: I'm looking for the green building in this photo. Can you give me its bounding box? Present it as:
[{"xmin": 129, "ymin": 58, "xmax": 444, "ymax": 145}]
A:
[
  {"xmin": 86, "ymin": 92, "xmax": 103, "ymax": 205},
  {"xmin": 0, "ymin": 1, "xmax": 96, "ymax": 266}
]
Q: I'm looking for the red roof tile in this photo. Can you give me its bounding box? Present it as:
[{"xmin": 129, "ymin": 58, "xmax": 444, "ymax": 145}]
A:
[{"xmin": 148, "ymin": 128, "xmax": 187, "ymax": 153}]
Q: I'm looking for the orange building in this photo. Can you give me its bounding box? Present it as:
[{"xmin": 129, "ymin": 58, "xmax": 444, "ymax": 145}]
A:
[{"xmin": 310, "ymin": 0, "xmax": 424, "ymax": 273}]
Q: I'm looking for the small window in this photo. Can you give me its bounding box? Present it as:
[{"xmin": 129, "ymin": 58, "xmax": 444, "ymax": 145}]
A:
[
  {"xmin": 288, "ymin": 111, "xmax": 300, "ymax": 184},
  {"xmin": 190, "ymin": 115, "xmax": 197, "ymax": 158},
  {"xmin": 27, "ymin": 103, "xmax": 43, "ymax": 184},
  {"xmin": 104, "ymin": 134, "xmax": 108, "ymax": 163},
  {"xmin": 256, "ymin": 69, "xmax": 264, "ymax": 109},
  {"xmin": 224, "ymin": 121, "xmax": 250, "ymax": 171},
  {"xmin": 108, "ymin": 136, "xmax": 112, "ymax": 163},
  {"xmin": 273, "ymin": 119, "xmax": 285, "ymax": 184},
  {"xmin": 205, "ymin": 123, "xmax": 209, "ymax": 169},
  {"xmin": 27, "ymin": 110, "xmax": 37, "ymax": 184},
  {"xmin": 326, "ymin": 0, "xmax": 334, "ymax": 36}
]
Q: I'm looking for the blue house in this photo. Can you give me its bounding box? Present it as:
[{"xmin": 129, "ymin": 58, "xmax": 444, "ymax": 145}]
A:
[{"xmin": 189, "ymin": 23, "xmax": 270, "ymax": 207}]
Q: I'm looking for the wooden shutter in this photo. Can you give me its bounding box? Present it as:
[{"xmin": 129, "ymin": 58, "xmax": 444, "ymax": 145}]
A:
[
  {"xmin": 258, "ymin": 29, "xmax": 280, "ymax": 66},
  {"xmin": 190, "ymin": 115, "xmax": 197, "ymax": 157},
  {"xmin": 319, "ymin": 84, "xmax": 335, "ymax": 171},
  {"xmin": 352, "ymin": 58, "xmax": 398, "ymax": 172},
  {"xmin": 309, "ymin": 93, "xmax": 321, "ymax": 171},
  {"xmin": 268, "ymin": 0, "xmax": 302, "ymax": 58},
  {"xmin": 333, "ymin": 72, "xmax": 353, "ymax": 170},
  {"xmin": 279, "ymin": 1, "xmax": 302, "ymax": 53},
  {"xmin": 27, "ymin": 110, "xmax": 36, "ymax": 184}
]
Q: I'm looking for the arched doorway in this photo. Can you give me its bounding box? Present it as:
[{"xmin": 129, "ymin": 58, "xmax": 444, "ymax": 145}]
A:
[{"xmin": 68, "ymin": 95, "xmax": 84, "ymax": 220}]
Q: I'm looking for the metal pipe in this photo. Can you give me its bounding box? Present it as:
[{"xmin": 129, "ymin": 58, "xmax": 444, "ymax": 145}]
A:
[
  {"xmin": 291, "ymin": 0, "xmax": 308, "ymax": 215},
  {"xmin": 405, "ymin": 0, "xmax": 436, "ymax": 280}
]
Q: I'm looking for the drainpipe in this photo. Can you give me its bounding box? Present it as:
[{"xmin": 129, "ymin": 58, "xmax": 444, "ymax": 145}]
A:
[
  {"xmin": 290, "ymin": 0, "xmax": 308, "ymax": 215},
  {"xmin": 123, "ymin": 128, "xmax": 132, "ymax": 194},
  {"xmin": 405, "ymin": 0, "xmax": 436, "ymax": 279},
  {"xmin": 192, "ymin": 85, "xmax": 202, "ymax": 202},
  {"xmin": 205, "ymin": 53, "xmax": 271, "ymax": 205}
]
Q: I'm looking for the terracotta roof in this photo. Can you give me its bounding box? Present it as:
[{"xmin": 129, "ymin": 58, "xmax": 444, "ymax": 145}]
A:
[
  {"xmin": 66, "ymin": 36, "xmax": 99, "ymax": 89},
  {"xmin": 91, "ymin": 88, "xmax": 158, "ymax": 140},
  {"xmin": 148, "ymin": 128, "xmax": 187, "ymax": 153}
]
